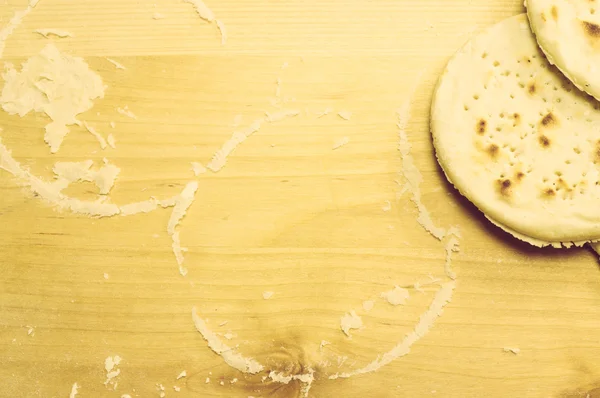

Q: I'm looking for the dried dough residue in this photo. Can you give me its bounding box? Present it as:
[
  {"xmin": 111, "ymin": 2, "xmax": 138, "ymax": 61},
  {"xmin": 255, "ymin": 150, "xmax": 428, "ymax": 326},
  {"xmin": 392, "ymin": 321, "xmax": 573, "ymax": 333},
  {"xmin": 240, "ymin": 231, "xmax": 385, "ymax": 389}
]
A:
[
  {"xmin": 177, "ymin": 370, "xmax": 187, "ymax": 379},
  {"xmin": 362, "ymin": 300, "xmax": 375, "ymax": 312},
  {"xmin": 268, "ymin": 369, "xmax": 315, "ymax": 397},
  {"xmin": 153, "ymin": 12, "xmax": 166, "ymax": 20},
  {"xmin": 34, "ymin": 29, "xmax": 73, "ymax": 38},
  {"xmin": 167, "ymin": 182, "xmax": 198, "ymax": 276},
  {"xmin": 183, "ymin": 0, "xmax": 227, "ymax": 45},
  {"xmin": 444, "ymin": 232, "xmax": 460, "ymax": 280},
  {"xmin": 69, "ymin": 382, "xmax": 79, "ymax": 398},
  {"xmin": 107, "ymin": 133, "xmax": 116, "ymax": 149},
  {"xmin": 207, "ymin": 119, "xmax": 262, "ymax": 172},
  {"xmin": 53, "ymin": 159, "xmax": 120, "ymax": 195},
  {"xmin": 0, "ymin": 138, "xmax": 120, "ymax": 217},
  {"xmin": 330, "ymin": 281, "xmax": 456, "ymax": 379},
  {"xmin": 106, "ymin": 58, "xmax": 126, "ymax": 70},
  {"xmin": 0, "ymin": 6, "xmax": 33, "ymax": 59},
  {"xmin": 337, "ymin": 110, "xmax": 352, "ymax": 120},
  {"xmin": 503, "ymin": 347, "xmax": 520, "ymax": 355},
  {"xmin": 116, "ymin": 106, "xmax": 137, "ymax": 119},
  {"xmin": 266, "ymin": 109, "xmax": 300, "ymax": 123},
  {"xmin": 191, "ymin": 161, "xmax": 207, "ymax": 176},
  {"xmin": 216, "ymin": 20, "xmax": 227, "ymax": 45},
  {"xmin": 262, "ymin": 291, "xmax": 274, "ymax": 299},
  {"xmin": 104, "ymin": 355, "xmax": 122, "ymax": 390},
  {"xmin": 340, "ymin": 310, "xmax": 363, "ymax": 337},
  {"xmin": 82, "ymin": 121, "xmax": 107, "ymax": 149},
  {"xmin": 0, "ymin": 43, "xmax": 105, "ymax": 153},
  {"xmin": 191, "ymin": 307, "xmax": 264, "ymax": 374},
  {"xmin": 316, "ymin": 107, "xmax": 332, "ymax": 118},
  {"xmin": 332, "ymin": 136, "xmax": 349, "ymax": 150},
  {"xmin": 380, "ymin": 286, "xmax": 410, "ymax": 306},
  {"xmin": 382, "ymin": 200, "xmax": 392, "ymax": 212}
]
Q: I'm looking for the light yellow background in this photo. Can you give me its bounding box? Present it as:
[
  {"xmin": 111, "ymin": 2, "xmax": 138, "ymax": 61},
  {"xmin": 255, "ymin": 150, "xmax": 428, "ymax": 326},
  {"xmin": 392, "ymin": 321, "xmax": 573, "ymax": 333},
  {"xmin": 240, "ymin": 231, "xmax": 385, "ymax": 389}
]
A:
[{"xmin": 1, "ymin": 0, "xmax": 600, "ymax": 397}]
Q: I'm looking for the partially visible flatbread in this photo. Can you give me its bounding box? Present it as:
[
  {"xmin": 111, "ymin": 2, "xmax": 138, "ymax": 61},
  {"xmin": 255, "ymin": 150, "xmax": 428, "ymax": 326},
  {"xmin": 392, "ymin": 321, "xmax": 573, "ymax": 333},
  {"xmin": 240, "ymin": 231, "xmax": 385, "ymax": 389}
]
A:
[
  {"xmin": 526, "ymin": 0, "xmax": 600, "ymax": 100},
  {"xmin": 431, "ymin": 14, "xmax": 600, "ymax": 247}
]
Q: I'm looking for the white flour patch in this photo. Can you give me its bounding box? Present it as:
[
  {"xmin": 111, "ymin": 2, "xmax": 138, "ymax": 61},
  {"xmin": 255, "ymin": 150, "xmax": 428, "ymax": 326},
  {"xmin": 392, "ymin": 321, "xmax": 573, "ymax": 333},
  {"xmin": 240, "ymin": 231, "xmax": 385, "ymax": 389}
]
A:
[
  {"xmin": 380, "ymin": 286, "xmax": 410, "ymax": 306},
  {"xmin": 0, "ymin": 44, "xmax": 105, "ymax": 153},
  {"xmin": 69, "ymin": 382, "xmax": 79, "ymax": 398},
  {"xmin": 340, "ymin": 310, "xmax": 363, "ymax": 337}
]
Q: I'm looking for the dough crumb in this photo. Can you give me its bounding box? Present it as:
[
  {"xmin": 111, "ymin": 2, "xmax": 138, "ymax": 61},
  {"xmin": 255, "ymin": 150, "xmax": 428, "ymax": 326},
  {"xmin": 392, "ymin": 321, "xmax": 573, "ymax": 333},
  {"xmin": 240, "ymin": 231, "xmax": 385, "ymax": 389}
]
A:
[
  {"xmin": 26, "ymin": 326, "xmax": 34, "ymax": 336},
  {"xmin": 340, "ymin": 310, "xmax": 363, "ymax": 337},
  {"xmin": 316, "ymin": 107, "xmax": 332, "ymax": 118},
  {"xmin": 332, "ymin": 136, "xmax": 349, "ymax": 150},
  {"xmin": 82, "ymin": 121, "xmax": 107, "ymax": 149},
  {"xmin": 104, "ymin": 355, "xmax": 122, "ymax": 390},
  {"xmin": 110, "ymin": 121, "xmax": 116, "ymax": 129},
  {"xmin": 362, "ymin": 300, "xmax": 375, "ymax": 312},
  {"xmin": 337, "ymin": 110, "xmax": 352, "ymax": 120},
  {"xmin": 173, "ymin": 385, "xmax": 181, "ymax": 392},
  {"xmin": 116, "ymin": 106, "xmax": 137, "ymax": 119},
  {"xmin": 153, "ymin": 12, "xmax": 166, "ymax": 20},
  {"xmin": 183, "ymin": 0, "xmax": 215, "ymax": 22},
  {"xmin": 380, "ymin": 286, "xmax": 410, "ymax": 306},
  {"xmin": 107, "ymin": 133, "xmax": 116, "ymax": 149},
  {"xmin": 503, "ymin": 347, "xmax": 520, "ymax": 355},
  {"xmin": 176, "ymin": 370, "xmax": 187, "ymax": 379},
  {"xmin": 103, "ymin": 273, "xmax": 109, "ymax": 280},
  {"xmin": 106, "ymin": 58, "xmax": 126, "ymax": 70},
  {"xmin": 69, "ymin": 382, "xmax": 79, "ymax": 398},
  {"xmin": 205, "ymin": 377, "xmax": 210, "ymax": 383},
  {"xmin": 216, "ymin": 19, "xmax": 227, "ymax": 45},
  {"xmin": 382, "ymin": 200, "xmax": 392, "ymax": 212},
  {"xmin": 262, "ymin": 291, "xmax": 274, "ymax": 299}
]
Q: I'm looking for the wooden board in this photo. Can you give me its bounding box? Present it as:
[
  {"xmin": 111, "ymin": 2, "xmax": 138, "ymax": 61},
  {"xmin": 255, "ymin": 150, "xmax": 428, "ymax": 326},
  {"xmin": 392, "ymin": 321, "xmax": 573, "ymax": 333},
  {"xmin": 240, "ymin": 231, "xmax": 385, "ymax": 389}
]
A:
[{"xmin": 1, "ymin": 0, "xmax": 600, "ymax": 397}]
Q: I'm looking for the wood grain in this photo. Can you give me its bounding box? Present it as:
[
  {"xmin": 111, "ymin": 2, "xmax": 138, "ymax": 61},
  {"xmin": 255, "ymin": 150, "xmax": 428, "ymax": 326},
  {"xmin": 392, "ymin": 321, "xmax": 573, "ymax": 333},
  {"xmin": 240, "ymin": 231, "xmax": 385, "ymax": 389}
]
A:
[{"xmin": 1, "ymin": 0, "xmax": 600, "ymax": 397}]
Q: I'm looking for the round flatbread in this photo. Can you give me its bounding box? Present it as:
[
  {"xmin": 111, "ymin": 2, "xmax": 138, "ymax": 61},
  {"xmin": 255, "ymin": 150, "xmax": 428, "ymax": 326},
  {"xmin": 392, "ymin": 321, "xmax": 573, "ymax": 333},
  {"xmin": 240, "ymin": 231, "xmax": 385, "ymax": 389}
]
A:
[
  {"xmin": 431, "ymin": 14, "xmax": 600, "ymax": 247},
  {"xmin": 526, "ymin": 0, "xmax": 600, "ymax": 100}
]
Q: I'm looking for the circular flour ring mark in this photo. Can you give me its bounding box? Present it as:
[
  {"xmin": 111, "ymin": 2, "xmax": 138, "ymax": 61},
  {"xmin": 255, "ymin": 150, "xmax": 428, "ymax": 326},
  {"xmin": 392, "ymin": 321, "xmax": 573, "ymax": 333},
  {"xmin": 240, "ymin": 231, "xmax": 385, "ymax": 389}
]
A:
[{"xmin": 0, "ymin": 4, "xmax": 460, "ymax": 395}]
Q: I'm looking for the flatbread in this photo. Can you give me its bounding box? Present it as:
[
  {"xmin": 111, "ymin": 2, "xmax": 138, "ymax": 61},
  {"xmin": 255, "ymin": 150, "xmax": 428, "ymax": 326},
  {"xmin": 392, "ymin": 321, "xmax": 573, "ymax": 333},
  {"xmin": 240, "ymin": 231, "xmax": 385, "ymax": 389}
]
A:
[
  {"xmin": 526, "ymin": 0, "xmax": 600, "ymax": 101},
  {"xmin": 431, "ymin": 14, "xmax": 600, "ymax": 246}
]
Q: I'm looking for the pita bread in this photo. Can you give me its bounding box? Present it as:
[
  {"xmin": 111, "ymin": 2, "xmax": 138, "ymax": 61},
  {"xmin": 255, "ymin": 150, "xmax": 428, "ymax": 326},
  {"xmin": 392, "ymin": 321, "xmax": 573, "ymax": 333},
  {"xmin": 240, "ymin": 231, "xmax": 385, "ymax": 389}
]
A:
[
  {"xmin": 526, "ymin": 0, "xmax": 600, "ymax": 101},
  {"xmin": 431, "ymin": 14, "xmax": 600, "ymax": 247}
]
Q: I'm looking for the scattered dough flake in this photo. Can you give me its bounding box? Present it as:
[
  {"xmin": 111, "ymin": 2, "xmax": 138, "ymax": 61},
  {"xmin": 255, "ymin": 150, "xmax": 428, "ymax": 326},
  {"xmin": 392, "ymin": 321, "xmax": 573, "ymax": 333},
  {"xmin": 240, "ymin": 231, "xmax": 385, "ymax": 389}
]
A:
[
  {"xmin": 53, "ymin": 159, "xmax": 120, "ymax": 195},
  {"xmin": 191, "ymin": 162, "xmax": 207, "ymax": 176},
  {"xmin": 103, "ymin": 273, "xmax": 109, "ymax": 280},
  {"xmin": 207, "ymin": 119, "xmax": 262, "ymax": 172},
  {"xmin": 116, "ymin": 106, "xmax": 137, "ymax": 119},
  {"xmin": 106, "ymin": 58, "xmax": 126, "ymax": 70},
  {"xmin": 380, "ymin": 286, "xmax": 410, "ymax": 306},
  {"xmin": 0, "ymin": 44, "xmax": 105, "ymax": 153},
  {"xmin": 316, "ymin": 107, "xmax": 332, "ymax": 118},
  {"xmin": 382, "ymin": 200, "xmax": 392, "ymax": 212},
  {"xmin": 319, "ymin": 340, "xmax": 331, "ymax": 350},
  {"xmin": 340, "ymin": 310, "xmax": 363, "ymax": 337},
  {"xmin": 337, "ymin": 110, "xmax": 352, "ymax": 120},
  {"xmin": 205, "ymin": 377, "xmax": 210, "ymax": 383},
  {"xmin": 183, "ymin": 0, "xmax": 215, "ymax": 22},
  {"xmin": 26, "ymin": 326, "xmax": 34, "ymax": 336},
  {"xmin": 192, "ymin": 307, "xmax": 264, "ymax": 374},
  {"xmin": 110, "ymin": 121, "xmax": 116, "ymax": 129},
  {"xmin": 216, "ymin": 19, "xmax": 227, "ymax": 45},
  {"xmin": 266, "ymin": 109, "xmax": 300, "ymax": 123},
  {"xmin": 262, "ymin": 291, "xmax": 274, "ymax": 299},
  {"xmin": 173, "ymin": 386, "xmax": 181, "ymax": 392},
  {"xmin": 362, "ymin": 300, "xmax": 375, "ymax": 312},
  {"xmin": 168, "ymin": 182, "xmax": 199, "ymax": 276},
  {"xmin": 69, "ymin": 382, "xmax": 79, "ymax": 398},
  {"xmin": 107, "ymin": 133, "xmax": 116, "ymax": 149},
  {"xmin": 330, "ymin": 281, "xmax": 456, "ymax": 379},
  {"xmin": 503, "ymin": 347, "xmax": 520, "ymax": 355},
  {"xmin": 223, "ymin": 332, "xmax": 234, "ymax": 340},
  {"xmin": 82, "ymin": 121, "xmax": 107, "ymax": 149},
  {"xmin": 176, "ymin": 370, "xmax": 187, "ymax": 379},
  {"xmin": 34, "ymin": 29, "xmax": 73, "ymax": 38},
  {"xmin": 332, "ymin": 136, "xmax": 349, "ymax": 150},
  {"xmin": 104, "ymin": 355, "xmax": 122, "ymax": 390},
  {"xmin": 153, "ymin": 12, "xmax": 166, "ymax": 20},
  {"xmin": 0, "ymin": 7, "xmax": 32, "ymax": 59}
]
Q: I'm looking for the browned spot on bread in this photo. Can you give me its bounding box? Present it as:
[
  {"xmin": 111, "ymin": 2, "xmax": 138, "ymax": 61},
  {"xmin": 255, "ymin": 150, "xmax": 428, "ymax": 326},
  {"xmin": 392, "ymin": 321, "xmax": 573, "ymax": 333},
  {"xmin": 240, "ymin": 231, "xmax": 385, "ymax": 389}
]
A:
[
  {"xmin": 540, "ymin": 112, "xmax": 557, "ymax": 127},
  {"xmin": 594, "ymin": 140, "xmax": 600, "ymax": 163},
  {"xmin": 515, "ymin": 171, "xmax": 525, "ymax": 181},
  {"xmin": 487, "ymin": 144, "xmax": 499, "ymax": 158},
  {"xmin": 538, "ymin": 135, "xmax": 551, "ymax": 147},
  {"xmin": 513, "ymin": 113, "xmax": 521, "ymax": 126},
  {"xmin": 541, "ymin": 12, "xmax": 547, "ymax": 22},
  {"xmin": 528, "ymin": 82, "xmax": 536, "ymax": 94},
  {"xmin": 582, "ymin": 21, "xmax": 600, "ymax": 38},
  {"xmin": 543, "ymin": 188, "xmax": 556, "ymax": 197},
  {"xmin": 551, "ymin": 6, "xmax": 558, "ymax": 21},
  {"xmin": 476, "ymin": 119, "xmax": 487, "ymax": 135},
  {"xmin": 497, "ymin": 178, "xmax": 512, "ymax": 197}
]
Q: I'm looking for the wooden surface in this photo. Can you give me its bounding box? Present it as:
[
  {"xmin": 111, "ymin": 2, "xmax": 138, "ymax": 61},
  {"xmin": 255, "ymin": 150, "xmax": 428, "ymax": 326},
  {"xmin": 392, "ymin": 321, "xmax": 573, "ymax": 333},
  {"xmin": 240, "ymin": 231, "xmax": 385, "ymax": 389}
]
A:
[{"xmin": 2, "ymin": 0, "xmax": 600, "ymax": 397}]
